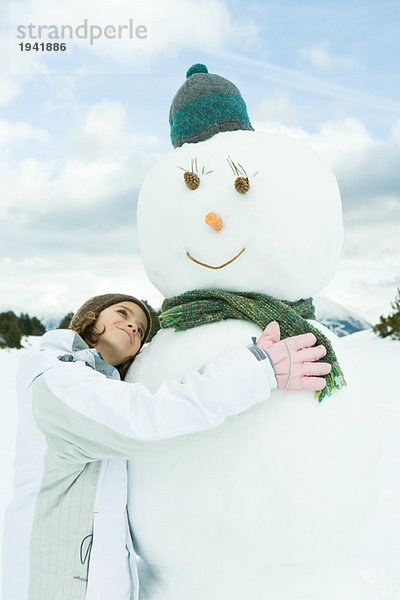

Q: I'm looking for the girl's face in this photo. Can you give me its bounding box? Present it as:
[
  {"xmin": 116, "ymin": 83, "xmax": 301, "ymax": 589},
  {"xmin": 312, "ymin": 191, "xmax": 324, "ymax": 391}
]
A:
[{"xmin": 93, "ymin": 301, "xmax": 148, "ymax": 366}]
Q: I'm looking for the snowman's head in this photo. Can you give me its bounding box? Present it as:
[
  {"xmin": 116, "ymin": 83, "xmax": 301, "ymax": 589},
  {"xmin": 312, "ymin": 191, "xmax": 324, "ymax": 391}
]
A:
[
  {"xmin": 138, "ymin": 129, "xmax": 343, "ymax": 301},
  {"xmin": 138, "ymin": 64, "xmax": 343, "ymax": 301}
]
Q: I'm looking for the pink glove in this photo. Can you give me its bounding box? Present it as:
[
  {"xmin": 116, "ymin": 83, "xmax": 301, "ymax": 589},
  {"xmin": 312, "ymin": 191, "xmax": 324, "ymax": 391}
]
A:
[{"xmin": 256, "ymin": 321, "xmax": 331, "ymax": 391}]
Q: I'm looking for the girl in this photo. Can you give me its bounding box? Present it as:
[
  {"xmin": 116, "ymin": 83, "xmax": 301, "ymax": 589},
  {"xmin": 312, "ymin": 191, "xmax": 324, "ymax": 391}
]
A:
[{"xmin": 2, "ymin": 293, "xmax": 330, "ymax": 600}]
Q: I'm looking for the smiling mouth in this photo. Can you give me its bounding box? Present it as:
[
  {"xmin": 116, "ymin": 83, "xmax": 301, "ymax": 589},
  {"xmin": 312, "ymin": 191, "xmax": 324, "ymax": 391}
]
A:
[
  {"xmin": 118, "ymin": 327, "xmax": 132, "ymax": 343},
  {"xmin": 186, "ymin": 248, "xmax": 246, "ymax": 270}
]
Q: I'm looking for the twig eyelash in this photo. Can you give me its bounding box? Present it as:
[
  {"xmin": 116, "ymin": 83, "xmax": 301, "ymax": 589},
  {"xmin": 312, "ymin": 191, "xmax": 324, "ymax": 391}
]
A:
[
  {"xmin": 177, "ymin": 158, "xmax": 213, "ymax": 175},
  {"xmin": 227, "ymin": 156, "xmax": 249, "ymax": 179}
]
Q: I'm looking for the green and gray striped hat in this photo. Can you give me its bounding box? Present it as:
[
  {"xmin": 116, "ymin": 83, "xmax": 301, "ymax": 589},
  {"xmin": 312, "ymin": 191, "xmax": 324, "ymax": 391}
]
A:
[{"xmin": 169, "ymin": 63, "xmax": 254, "ymax": 148}]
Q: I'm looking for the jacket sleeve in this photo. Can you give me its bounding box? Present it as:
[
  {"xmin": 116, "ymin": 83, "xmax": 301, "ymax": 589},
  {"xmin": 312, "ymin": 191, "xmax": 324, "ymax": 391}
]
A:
[{"xmin": 32, "ymin": 346, "xmax": 276, "ymax": 462}]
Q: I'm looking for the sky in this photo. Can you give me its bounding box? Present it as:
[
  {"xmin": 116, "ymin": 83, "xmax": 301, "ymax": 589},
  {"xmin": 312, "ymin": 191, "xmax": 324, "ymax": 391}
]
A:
[{"xmin": 1, "ymin": 0, "xmax": 399, "ymax": 323}]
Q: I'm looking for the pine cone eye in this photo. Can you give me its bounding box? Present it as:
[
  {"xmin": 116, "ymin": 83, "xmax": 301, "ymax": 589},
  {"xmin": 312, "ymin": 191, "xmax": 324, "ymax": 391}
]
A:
[
  {"xmin": 234, "ymin": 176, "xmax": 250, "ymax": 194},
  {"xmin": 184, "ymin": 171, "xmax": 200, "ymax": 190}
]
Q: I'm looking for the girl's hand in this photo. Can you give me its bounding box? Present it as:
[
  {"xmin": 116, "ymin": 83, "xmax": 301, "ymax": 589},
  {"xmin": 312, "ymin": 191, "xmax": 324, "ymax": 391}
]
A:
[{"xmin": 257, "ymin": 321, "xmax": 332, "ymax": 392}]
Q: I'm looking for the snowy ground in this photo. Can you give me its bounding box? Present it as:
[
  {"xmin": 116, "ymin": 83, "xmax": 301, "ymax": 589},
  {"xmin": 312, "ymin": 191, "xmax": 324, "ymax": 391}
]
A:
[
  {"xmin": 0, "ymin": 331, "xmax": 399, "ymax": 598},
  {"xmin": 340, "ymin": 331, "xmax": 400, "ymax": 599}
]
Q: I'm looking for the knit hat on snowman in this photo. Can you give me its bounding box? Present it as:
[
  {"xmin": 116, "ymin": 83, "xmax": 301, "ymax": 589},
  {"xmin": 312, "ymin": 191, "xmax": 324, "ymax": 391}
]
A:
[{"xmin": 169, "ymin": 63, "xmax": 253, "ymax": 148}]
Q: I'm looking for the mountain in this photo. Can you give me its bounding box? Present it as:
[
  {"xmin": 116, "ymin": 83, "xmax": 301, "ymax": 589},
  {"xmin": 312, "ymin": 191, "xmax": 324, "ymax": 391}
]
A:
[
  {"xmin": 314, "ymin": 297, "xmax": 371, "ymax": 337},
  {"xmin": 40, "ymin": 316, "xmax": 63, "ymax": 331}
]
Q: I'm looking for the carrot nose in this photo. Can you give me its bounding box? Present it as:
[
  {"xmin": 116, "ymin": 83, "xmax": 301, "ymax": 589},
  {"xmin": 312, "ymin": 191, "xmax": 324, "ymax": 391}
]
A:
[{"xmin": 205, "ymin": 212, "xmax": 223, "ymax": 231}]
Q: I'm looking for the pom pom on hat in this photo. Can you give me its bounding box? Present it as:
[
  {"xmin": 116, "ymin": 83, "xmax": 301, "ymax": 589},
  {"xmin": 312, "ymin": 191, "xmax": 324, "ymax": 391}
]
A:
[
  {"xmin": 169, "ymin": 63, "xmax": 253, "ymax": 148},
  {"xmin": 186, "ymin": 63, "xmax": 208, "ymax": 78}
]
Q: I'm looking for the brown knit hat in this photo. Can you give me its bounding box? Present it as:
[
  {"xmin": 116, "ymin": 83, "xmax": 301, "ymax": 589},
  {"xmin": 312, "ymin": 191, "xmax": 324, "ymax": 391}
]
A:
[{"xmin": 70, "ymin": 293, "xmax": 152, "ymax": 347}]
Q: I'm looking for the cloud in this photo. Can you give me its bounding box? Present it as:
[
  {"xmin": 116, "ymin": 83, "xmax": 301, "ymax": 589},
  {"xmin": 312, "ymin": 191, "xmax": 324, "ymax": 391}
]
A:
[
  {"xmin": 149, "ymin": 0, "xmax": 260, "ymax": 56},
  {"xmin": 0, "ymin": 36, "xmax": 19, "ymax": 106},
  {"xmin": 0, "ymin": 119, "xmax": 49, "ymax": 150},
  {"xmin": 0, "ymin": 99, "xmax": 165, "ymax": 314},
  {"xmin": 307, "ymin": 118, "xmax": 374, "ymax": 168},
  {"xmin": 0, "ymin": 25, "xmax": 52, "ymax": 107},
  {"xmin": 0, "ymin": 100, "xmax": 160, "ymax": 221},
  {"xmin": 308, "ymin": 119, "xmax": 400, "ymax": 208},
  {"xmin": 0, "ymin": 250, "xmax": 164, "ymax": 317},
  {"xmin": 253, "ymin": 92, "xmax": 303, "ymax": 126},
  {"xmin": 0, "ymin": 80, "xmax": 19, "ymax": 107},
  {"xmin": 7, "ymin": 0, "xmax": 260, "ymax": 75},
  {"xmin": 300, "ymin": 43, "xmax": 356, "ymax": 70},
  {"xmin": 0, "ymin": 100, "xmax": 162, "ymax": 296}
]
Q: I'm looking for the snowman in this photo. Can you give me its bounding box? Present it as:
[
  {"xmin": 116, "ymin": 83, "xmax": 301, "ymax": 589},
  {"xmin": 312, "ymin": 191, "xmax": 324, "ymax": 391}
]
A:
[{"xmin": 125, "ymin": 64, "xmax": 380, "ymax": 600}]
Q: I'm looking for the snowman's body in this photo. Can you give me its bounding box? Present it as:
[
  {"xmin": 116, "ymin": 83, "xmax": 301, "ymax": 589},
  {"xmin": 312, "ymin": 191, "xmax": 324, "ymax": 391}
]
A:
[{"xmin": 125, "ymin": 130, "xmax": 380, "ymax": 599}]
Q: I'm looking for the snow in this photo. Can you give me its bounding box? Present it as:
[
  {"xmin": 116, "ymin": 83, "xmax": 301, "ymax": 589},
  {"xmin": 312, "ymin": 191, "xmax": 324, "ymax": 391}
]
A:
[
  {"xmin": 342, "ymin": 331, "xmax": 400, "ymax": 599},
  {"xmin": 126, "ymin": 319, "xmax": 382, "ymax": 599},
  {"xmin": 124, "ymin": 126, "xmax": 397, "ymax": 599},
  {"xmin": 2, "ymin": 332, "xmax": 399, "ymax": 597}
]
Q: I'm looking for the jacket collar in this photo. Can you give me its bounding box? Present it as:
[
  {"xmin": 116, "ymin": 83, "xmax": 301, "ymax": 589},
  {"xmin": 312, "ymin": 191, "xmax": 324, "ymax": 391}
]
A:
[{"xmin": 40, "ymin": 329, "xmax": 120, "ymax": 380}]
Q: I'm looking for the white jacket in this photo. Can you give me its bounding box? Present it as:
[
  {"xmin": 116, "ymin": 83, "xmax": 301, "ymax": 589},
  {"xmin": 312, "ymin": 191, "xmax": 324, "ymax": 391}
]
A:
[{"xmin": 2, "ymin": 329, "xmax": 276, "ymax": 600}]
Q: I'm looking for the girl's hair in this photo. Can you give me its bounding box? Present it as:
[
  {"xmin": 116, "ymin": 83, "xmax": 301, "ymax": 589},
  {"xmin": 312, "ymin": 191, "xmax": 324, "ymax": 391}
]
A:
[{"xmin": 69, "ymin": 293, "xmax": 152, "ymax": 379}]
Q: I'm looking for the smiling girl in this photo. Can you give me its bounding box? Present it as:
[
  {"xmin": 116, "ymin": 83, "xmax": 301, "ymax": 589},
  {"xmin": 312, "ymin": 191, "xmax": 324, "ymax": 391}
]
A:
[{"xmin": 2, "ymin": 293, "xmax": 330, "ymax": 600}]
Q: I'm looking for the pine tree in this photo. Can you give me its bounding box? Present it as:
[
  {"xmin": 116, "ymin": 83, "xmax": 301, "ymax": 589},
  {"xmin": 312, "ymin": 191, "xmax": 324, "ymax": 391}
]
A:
[
  {"xmin": 30, "ymin": 317, "xmax": 46, "ymax": 336},
  {"xmin": 18, "ymin": 312, "xmax": 32, "ymax": 336},
  {"xmin": 0, "ymin": 312, "xmax": 22, "ymax": 348},
  {"xmin": 17, "ymin": 313, "xmax": 46, "ymax": 337},
  {"xmin": 373, "ymin": 287, "xmax": 400, "ymax": 340},
  {"xmin": 59, "ymin": 312, "xmax": 74, "ymax": 329},
  {"xmin": 5, "ymin": 320, "xmax": 22, "ymax": 348}
]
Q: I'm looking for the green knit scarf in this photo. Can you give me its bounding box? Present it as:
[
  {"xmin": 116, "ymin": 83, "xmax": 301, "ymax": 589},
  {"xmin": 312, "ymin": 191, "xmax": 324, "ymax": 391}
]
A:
[{"xmin": 159, "ymin": 289, "xmax": 346, "ymax": 402}]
